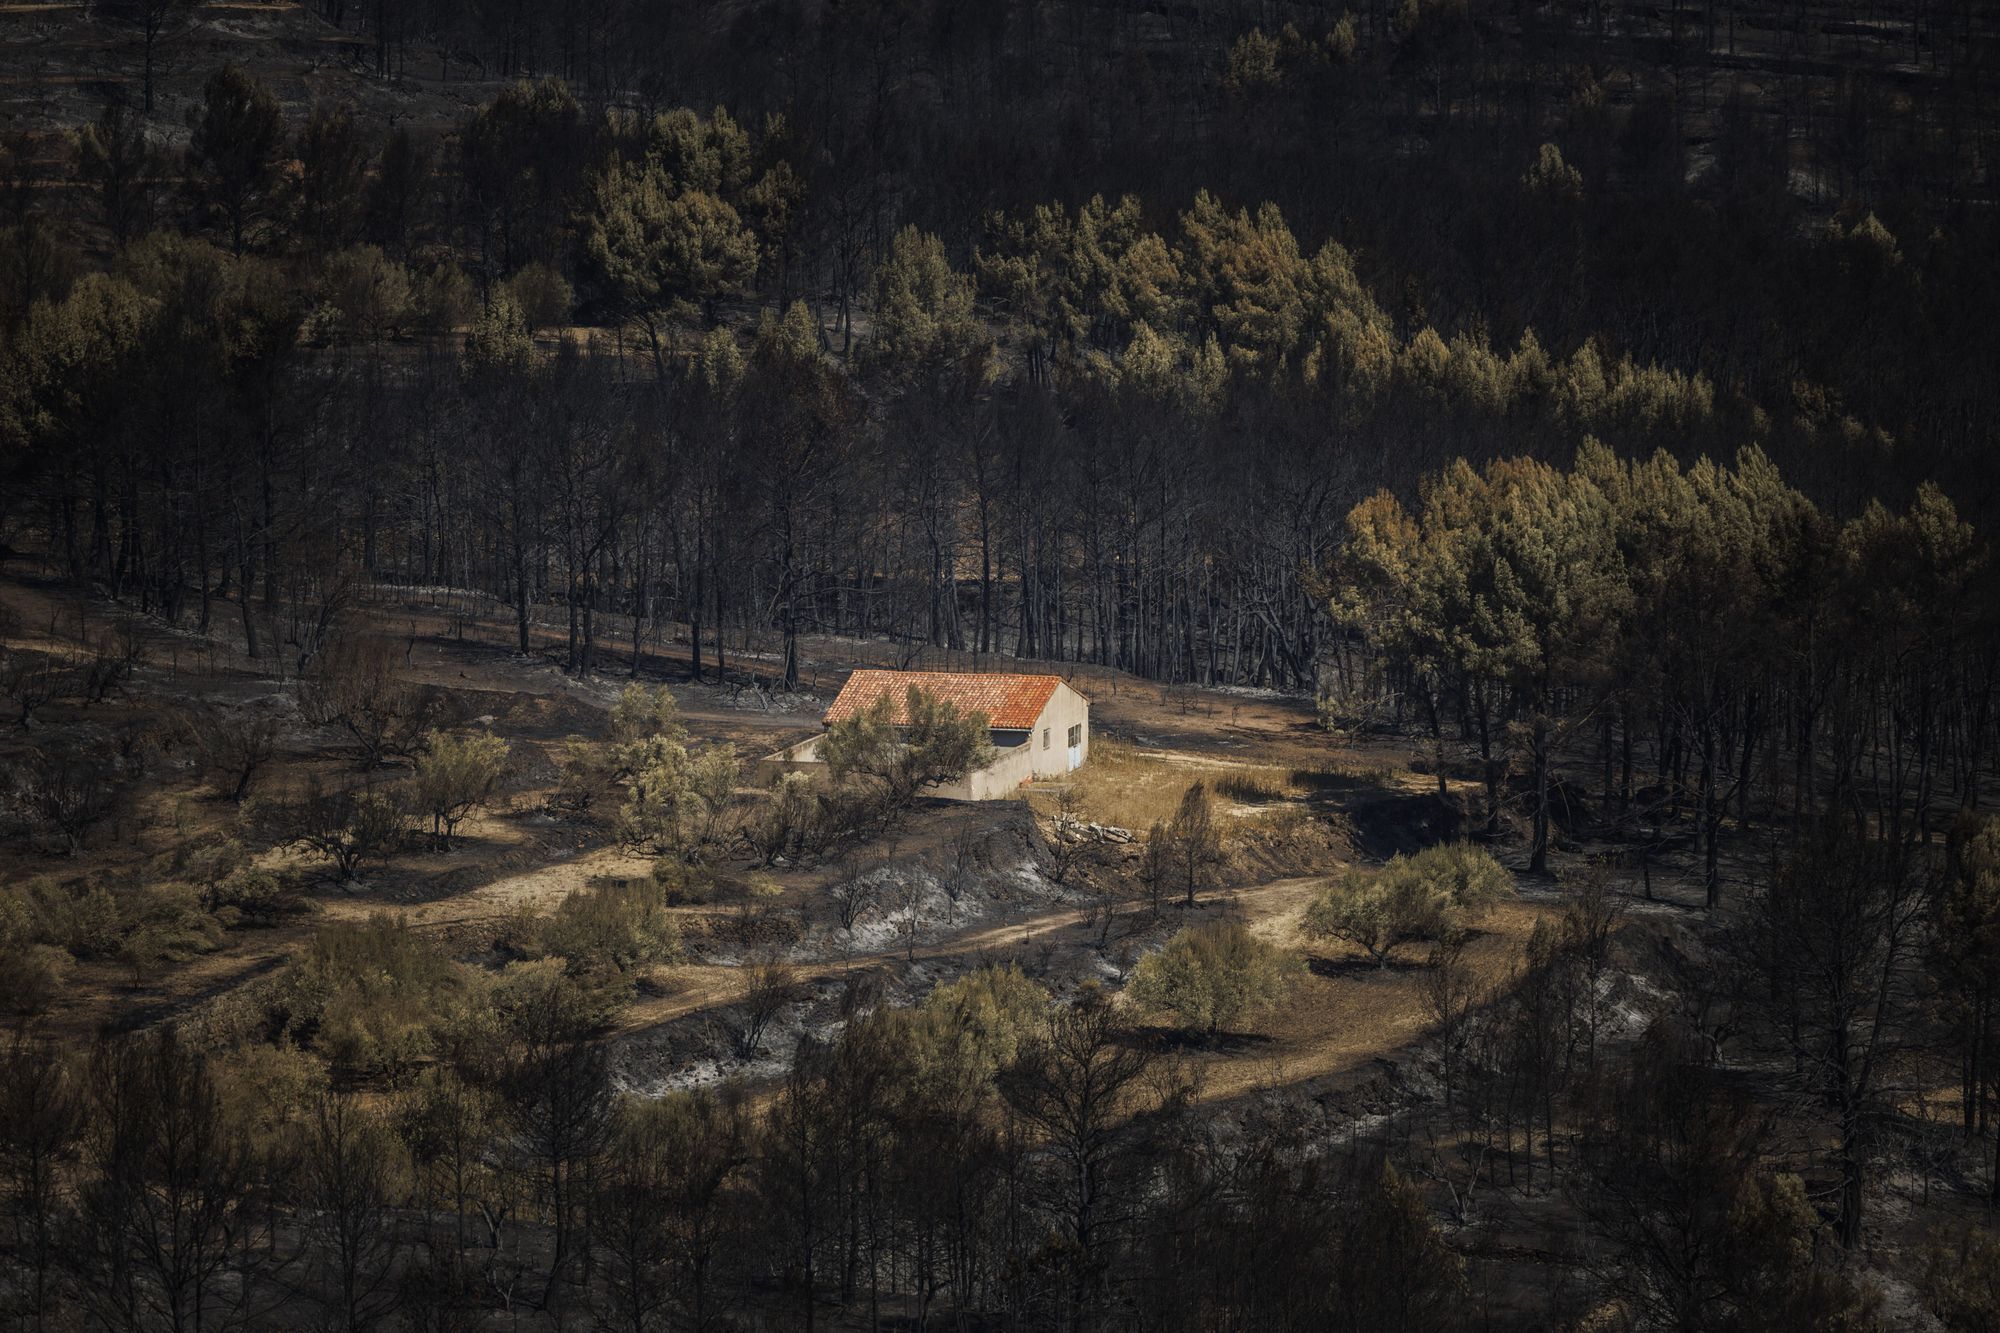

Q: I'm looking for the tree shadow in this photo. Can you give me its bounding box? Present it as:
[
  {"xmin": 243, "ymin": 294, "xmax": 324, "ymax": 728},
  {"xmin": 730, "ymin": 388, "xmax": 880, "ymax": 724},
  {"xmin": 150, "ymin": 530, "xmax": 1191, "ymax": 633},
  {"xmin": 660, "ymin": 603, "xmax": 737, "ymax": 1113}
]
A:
[
  {"xmin": 1307, "ymin": 953, "xmax": 1430, "ymax": 979},
  {"xmin": 1344, "ymin": 790, "xmax": 1466, "ymax": 860},
  {"xmin": 1131, "ymin": 1024, "xmax": 1278, "ymax": 1055}
]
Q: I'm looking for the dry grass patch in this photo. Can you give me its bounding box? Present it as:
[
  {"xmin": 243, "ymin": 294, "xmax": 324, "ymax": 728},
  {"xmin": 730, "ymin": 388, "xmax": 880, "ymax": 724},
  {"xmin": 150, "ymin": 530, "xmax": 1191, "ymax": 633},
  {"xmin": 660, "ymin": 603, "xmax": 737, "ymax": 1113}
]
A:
[{"xmin": 1031, "ymin": 739, "xmax": 1378, "ymax": 833}]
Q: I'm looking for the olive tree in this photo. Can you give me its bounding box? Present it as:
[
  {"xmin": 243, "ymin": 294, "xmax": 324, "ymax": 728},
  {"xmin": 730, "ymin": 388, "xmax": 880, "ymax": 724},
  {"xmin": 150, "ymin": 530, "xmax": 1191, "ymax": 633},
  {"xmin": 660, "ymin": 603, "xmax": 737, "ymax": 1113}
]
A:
[
  {"xmin": 1127, "ymin": 919, "xmax": 1300, "ymax": 1037},
  {"xmin": 410, "ymin": 729, "xmax": 510, "ymax": 850},
  {"xmin": 820, "ymin": 686, "xmax": 992, "ymax": 813},
  {"xmin": 1305, "ymin": 843, "xmax": 1510, "ymax": 967}
]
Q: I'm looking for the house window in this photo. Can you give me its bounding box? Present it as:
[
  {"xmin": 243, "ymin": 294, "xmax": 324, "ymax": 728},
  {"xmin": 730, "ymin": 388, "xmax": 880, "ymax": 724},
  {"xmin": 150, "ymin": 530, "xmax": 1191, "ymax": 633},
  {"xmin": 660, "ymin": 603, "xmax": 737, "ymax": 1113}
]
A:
[
  {"xmin": 1067, "ymin": 724, "xmax": 1081, "ymax": 747},
  {"xmin": 1042, "ymin": 728, "xmax": 1050, "ymax": 749}
]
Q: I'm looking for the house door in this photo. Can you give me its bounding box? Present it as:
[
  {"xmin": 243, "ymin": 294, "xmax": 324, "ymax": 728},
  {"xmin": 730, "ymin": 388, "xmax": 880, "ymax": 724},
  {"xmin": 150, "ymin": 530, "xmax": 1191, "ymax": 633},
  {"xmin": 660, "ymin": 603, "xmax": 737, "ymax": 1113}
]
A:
[{"xmin": 1066, "ymin": 724, "xmax": 1082, "ymax": 771}]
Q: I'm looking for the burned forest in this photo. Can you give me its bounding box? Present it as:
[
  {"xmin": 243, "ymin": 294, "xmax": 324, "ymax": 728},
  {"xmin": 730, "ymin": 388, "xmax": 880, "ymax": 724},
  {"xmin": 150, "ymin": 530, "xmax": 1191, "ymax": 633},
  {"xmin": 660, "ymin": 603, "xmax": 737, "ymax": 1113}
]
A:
[{"xmin": 4, "ymin": 0, "xmax": 2000, "ymax": 1330}]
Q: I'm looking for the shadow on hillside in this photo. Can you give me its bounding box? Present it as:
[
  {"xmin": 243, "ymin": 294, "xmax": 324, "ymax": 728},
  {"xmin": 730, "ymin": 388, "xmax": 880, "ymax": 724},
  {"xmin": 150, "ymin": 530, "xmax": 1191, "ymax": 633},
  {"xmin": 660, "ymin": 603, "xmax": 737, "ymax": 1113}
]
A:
[
  {"xmin": 1134, "ymin": 1026, "xmax": 1279, "ymax": 1055},
  {"xmin": 1344, "ymin": 790, "xmax": 1466, "ymax": 860}
]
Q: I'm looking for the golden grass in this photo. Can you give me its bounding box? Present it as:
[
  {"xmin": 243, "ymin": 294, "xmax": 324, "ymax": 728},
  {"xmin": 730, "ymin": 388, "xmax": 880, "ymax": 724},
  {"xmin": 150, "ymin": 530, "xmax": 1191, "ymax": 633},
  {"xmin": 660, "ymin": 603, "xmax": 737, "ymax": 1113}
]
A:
[{"xmin": 1025, "ymin": 739, "xmax": 1369, "ymax": 833}]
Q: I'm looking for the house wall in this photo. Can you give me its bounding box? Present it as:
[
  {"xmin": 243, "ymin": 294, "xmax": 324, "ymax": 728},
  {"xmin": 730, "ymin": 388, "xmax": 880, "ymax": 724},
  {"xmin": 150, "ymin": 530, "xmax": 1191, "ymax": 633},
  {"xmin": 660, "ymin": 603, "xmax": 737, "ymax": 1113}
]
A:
[
  {"xmin": 757, "ymin": 682, "xmax": 1089, "ymax": 799},
  {"xmin": 933, "ymin": 740, "xmax": 1038, "ymax": 800},
  {"xmin": 1025, "ymin": 682, "xmax": 1090, "ymax": 778}
]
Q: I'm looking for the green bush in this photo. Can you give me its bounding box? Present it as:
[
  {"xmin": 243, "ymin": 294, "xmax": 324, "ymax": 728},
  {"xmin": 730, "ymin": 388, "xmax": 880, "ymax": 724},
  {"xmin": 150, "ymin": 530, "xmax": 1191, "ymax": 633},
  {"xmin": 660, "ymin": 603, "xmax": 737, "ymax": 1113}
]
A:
[
  {"xmin": 204, "ymin": 868, "xmax": 313, "ymax": 927},
  {"xmin": 651, "ymin": 859, "xmax": 717, "ymax": 906},
  {"xmin": 1127, "ymin": 920, "xmax": 1300, "ymax": 1036},
  {"xmin": 611, "ymin": 682, "xmax": 686, "ymax": 746},
  {"xmin": 0, "ymin": 892, "xmax": 67, "ymax": 1016},
  {"xmin": 155, "ymin": 834, "xmax": 310, "ymax": 926},
  {"xmin": 617, "ymin": 734, "xmax": 696, "ymax": 853},
  {"xmin": 547, "ymin": 736, "xmax": 617, "ymax": 815},
  {"xmin": 411, "ymin": 728, "xmax": 510, "ymax": 849},
  {"xmin": 266, "ymin": 914, "xmax": 467, "ymax": 1076},
  {"xmin": 904, "ymin": 964, "xmax": 1049, "ymax": 1095},
  {"xmin": 502, "ymin": 260, "xmax": 574, "ymax": 331},
  {"xmin": 1304, "ymin": 842, "xmax": 1510, "ymax": 967},
  {"xmin": 748, "ymin": 771, "xmax": 820, "ymax": 864},
  {"xmin": 821, "ymin": 686, "xmax": 992, "ymax": 810},
  {"xmin": 532, "ymin": 878, "xmax": 682, "ymax": 1009},
  {"xmin": 117, "ymin": 885, "xmax": 228, "ymax": 986},
  {"xmin": 12, "ymin": 876, "xmax": 122, "ymax": 958}
]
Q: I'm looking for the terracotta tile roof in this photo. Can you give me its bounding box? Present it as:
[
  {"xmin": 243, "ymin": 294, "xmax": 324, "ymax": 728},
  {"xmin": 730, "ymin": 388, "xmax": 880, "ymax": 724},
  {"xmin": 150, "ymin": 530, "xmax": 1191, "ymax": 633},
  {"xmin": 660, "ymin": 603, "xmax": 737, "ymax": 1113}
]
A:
[{"xmin": 823, "ymin": 670, "xmax": 1069, "ymax": 731}]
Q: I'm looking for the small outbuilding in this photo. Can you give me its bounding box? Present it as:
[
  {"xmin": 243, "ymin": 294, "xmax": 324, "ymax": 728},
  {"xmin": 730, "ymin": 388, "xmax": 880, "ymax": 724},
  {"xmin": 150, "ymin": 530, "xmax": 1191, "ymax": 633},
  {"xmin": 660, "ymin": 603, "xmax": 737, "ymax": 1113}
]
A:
[{"xmin": 768, "ymin": 669, "xmax": 1090, "ymax": 800}]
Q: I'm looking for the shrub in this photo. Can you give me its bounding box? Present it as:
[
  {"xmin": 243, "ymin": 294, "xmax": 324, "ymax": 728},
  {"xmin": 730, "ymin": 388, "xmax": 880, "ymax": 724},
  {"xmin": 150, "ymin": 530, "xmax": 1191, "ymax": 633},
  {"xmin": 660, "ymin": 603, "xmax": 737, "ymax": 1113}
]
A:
[
  {"xmin": 650, "ymin": 859, "xmax": 716, "ymax": 906},
  {"xmin": 534, "ymin": 877, "xmax": 682, "ymax": 1004},
  {"xmin": 12, "ymin": 876, "xmax": 121, "ymax": 957},
  {"xmin": 493, "ymin": 956, "xmax": 613, "ymax": 1041},
  {"xmin": 547, "ymin": 736, "xmax": 617, "ymax": 815},
  {"xmin": 117, "ymin": 885, "xmax": 228, "ymax": 986},
  {"xmin": 1923, "ymin": 1226, "xmax": 2000, "ymax": 1333},
  {"xmin": 821, "ymin": 686, "xmax": 992, "ymax": 811},
  {"xmin": 502, "ymin": 260, "xmax": 574, "ymax": 331},
  {"xmin": 905, "ymin": 964, "xmax": 1048, "ymax": 1094},
  {"xmin": 611, "ymin": 682, "xmax": 685, "ymax": 747},
  {"xmin": 687, "ymin": 743, "xmax": 741, "ymax": 849},
  {"xmin": 204, "ymin": 868, "xmax": 312, "ymax": 927},
  {"xmin": 410, "ymin": 728, "xmax": 510, "ymax": 849},
  {"xmin": 1127, "ymin": 920, "xmax": 1300, "ymax": 1036},
  {"xmin": 1304, "ymin": 842, "xmax": 1510, "ymax": 967},
  {"xmin": 157, "ymin": 833, "xmax": 250, "ymax": 888},
  {"xmin": 0, "ymin": 892, "xmax": 67, "ymax": 1015},
  {"xmin": 409, "ymin": 262, "xmax": 475, "ymax": 332},
  {"xmin": 266, "ymin": 915, "xmax": 465, "ymax": 1076},
  {"xmin": 321, "ymin": 244, "xmax": 409, "ymax": 340},
  {"xmin": 617, "ymin": 734, "xmax": 695, "ymax": 854},
  {"xmin": 747, "ymin": 771, "xmax": 819, "ymax": 864},
  {"xmin": 259, "ymin": 779, "xmax": 407, "ymax": 882}
]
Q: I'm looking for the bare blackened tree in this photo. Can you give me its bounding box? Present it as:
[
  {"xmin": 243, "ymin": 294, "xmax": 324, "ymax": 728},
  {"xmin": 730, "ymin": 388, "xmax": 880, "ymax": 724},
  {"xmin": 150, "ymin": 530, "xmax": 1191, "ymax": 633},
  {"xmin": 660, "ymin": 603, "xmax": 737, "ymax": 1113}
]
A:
[
  {"xmin": 997, "ymin": 988, "xmax": 1168, "ymax": 1325},
  {"xmin": 298, "ymin": 1090, "xmax": 401, "ymax": 1331},
  {"xmin": 180, "ymin": 702, "xmax": 282, "ymax": 801},
  {"xmin": 738, "ymin": 949, "xmax": 800, "ymax": 1057},
  {"xmin": 296, "ymin": 631, "xmax": 431, "ymax": 769},
  {"xmin": 500, "ymin": 972, "xmax": 614, "ymax": 1311},
  {"xmin": 1753, "ymin": 817, "xmax": 1928, "ymax": 1250},
  {"xmin": 0, "ymin": 1035, "xmax": 81, "ymax": 1332},
  {"xmin": 69, "ymin": 1031, "xmax": 275, "ymax": 1332}
]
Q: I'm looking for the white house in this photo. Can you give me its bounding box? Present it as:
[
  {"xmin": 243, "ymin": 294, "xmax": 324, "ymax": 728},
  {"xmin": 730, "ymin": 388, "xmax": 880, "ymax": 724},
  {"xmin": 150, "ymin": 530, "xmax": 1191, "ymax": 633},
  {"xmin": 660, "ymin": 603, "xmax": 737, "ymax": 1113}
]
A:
[{"xmin": 769, "ymin": 669, "xmax": 1090, "ymax": 800}]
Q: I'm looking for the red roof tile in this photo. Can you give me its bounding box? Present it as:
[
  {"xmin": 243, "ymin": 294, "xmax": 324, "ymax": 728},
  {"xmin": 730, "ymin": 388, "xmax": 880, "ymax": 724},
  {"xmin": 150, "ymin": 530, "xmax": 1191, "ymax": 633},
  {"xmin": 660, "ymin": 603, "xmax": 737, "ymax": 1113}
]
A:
[{"xmin": 823, "ymin": 670, "xmax": 1068, "ymax": 731}]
